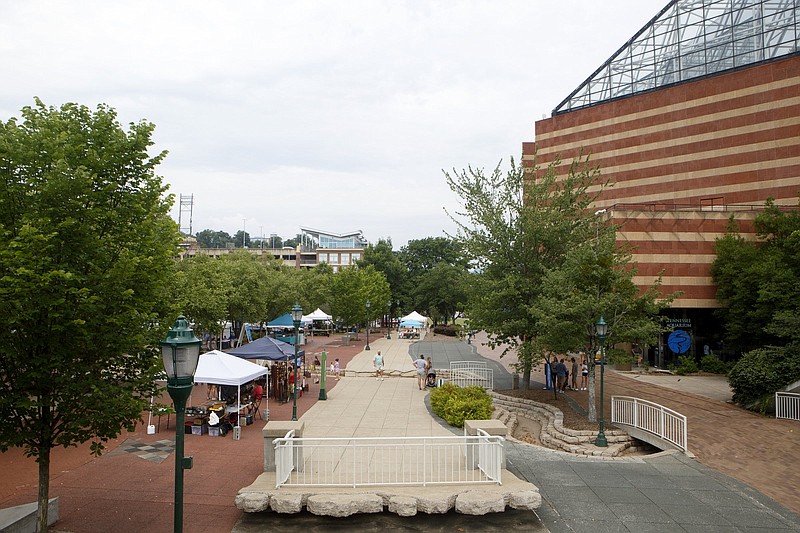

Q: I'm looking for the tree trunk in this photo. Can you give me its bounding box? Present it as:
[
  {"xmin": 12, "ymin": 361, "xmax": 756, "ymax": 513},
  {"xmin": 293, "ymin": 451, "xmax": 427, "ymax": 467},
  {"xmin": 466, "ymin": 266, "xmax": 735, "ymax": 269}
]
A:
[
  {"xmin": 37, "ymin": 446, "xmax": 50, "ymax": 533},
  {"xmin": 588, "ymin": 362, "xmax": 597, "ymax": 422},
  {"xmin": 522, "ymin": 363, "xmax": 531, "ymax": 390}
]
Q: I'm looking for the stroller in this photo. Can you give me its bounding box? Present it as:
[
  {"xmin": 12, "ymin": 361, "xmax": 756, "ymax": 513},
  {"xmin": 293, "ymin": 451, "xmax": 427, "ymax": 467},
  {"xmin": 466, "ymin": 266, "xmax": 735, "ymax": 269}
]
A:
[{"xmin": 425, "ymin": 368, "xmax": 437, "ymax": 388}]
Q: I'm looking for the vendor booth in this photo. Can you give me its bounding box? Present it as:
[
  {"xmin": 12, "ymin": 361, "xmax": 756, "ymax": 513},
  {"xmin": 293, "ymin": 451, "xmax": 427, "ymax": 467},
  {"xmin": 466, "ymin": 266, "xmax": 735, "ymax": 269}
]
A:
[
  {"xmin": 193, "ymin": 350, "xmax": 268, "ymax": 433},
  {"xmin": 228, "ymin": 336, "xmax": 305, "ymax": 404},
  {"xmin": 303, "ymin": 308, "xmax": 334, "ymax": 336},
  {"xmin": 266, "ymin": 313, "xmax": 308, "ymax": 345}
]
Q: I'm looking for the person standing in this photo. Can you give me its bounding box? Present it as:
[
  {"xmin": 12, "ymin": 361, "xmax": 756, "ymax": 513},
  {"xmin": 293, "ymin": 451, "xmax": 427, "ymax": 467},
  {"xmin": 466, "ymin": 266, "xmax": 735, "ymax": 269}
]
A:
[
  {"xmin": 374, "ymin": 350, "xmax": 385, "ymax": 381},
  {"xmin": 570, "ymin": 357, "xmax": 579, "ymax": 390},
  {"xmin": 414, "ymin": 354, "xmax": 427, "ymax": 390},
  {"xmin": 334, "ymin": 358, "xmax": 340, "ymax": 380},
  {"xmin": 555, "ymin": 358, "xmax": 569, "ymax": 392},
  {"xmin": 580, "ymin": 357, "xmax": 589, "ymax": 390}
]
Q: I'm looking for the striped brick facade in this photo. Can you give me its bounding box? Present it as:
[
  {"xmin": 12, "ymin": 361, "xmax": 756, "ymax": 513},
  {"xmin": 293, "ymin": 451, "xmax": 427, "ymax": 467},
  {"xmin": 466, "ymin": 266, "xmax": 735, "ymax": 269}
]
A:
[{"xmin": 524, "ymin": 54, "xmax": 800, "ymax": 310}]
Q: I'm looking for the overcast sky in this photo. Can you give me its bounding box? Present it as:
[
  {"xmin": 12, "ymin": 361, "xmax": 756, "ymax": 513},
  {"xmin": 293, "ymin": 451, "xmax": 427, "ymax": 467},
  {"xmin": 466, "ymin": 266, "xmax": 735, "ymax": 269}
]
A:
[{"xmin": 1, "ymin": 1, "xmax": 659, "ymax": 249}]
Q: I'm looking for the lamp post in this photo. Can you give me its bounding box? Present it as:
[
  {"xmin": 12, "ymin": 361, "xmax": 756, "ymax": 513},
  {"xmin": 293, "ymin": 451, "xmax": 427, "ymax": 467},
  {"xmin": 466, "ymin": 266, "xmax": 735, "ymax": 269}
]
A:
[
  {"xmin": 396, "ymin": 300, "xmax": 400, "ymax": 336},
  {"xmin": 291, "ymin": 303, "xmax": 303, "ymax": 421},
  {"xmin": 160, "ymin": 316, "xmax": 202, "ymax": 533},
  {"xmin": 595, "ymin": 316, "xmax": 609, "ymax": 447},
  {"xmin": 318, "ymin": 349, "xmax": 327, "ymax": 401},
  {"xmin": 386, "ymin": 300, "xmax": 392, "ymax": 339},
  {"xmin": 365, "ymin": 300, "xmax": 371, "ymax": 351}
]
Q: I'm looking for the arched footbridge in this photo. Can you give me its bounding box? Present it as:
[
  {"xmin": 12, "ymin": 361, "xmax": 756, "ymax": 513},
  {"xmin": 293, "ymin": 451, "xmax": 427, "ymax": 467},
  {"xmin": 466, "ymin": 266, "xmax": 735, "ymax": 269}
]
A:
[{"xmin": 611, "ymin": 396, "xmax": 688, "ymax": 453}]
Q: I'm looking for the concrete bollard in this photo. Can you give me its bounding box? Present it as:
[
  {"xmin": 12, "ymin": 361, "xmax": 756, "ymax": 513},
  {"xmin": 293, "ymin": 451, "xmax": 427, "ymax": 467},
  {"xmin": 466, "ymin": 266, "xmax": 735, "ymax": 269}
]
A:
[
  {"xmin": 464, "ymin": 419, "xmax": 507, "ymax": 470},
  {"xmin": 263, "ymin": 420, "xmax": 305, "ymax": 472}
]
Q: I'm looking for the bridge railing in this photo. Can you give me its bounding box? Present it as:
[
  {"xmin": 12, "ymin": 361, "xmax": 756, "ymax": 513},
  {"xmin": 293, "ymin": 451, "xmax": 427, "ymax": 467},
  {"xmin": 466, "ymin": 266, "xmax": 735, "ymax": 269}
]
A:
[
  {"xmin": 611, "ymin": 396, "xmax": 687, "ymax": 452},
  {"xmin": 448, "ymin": 362, "xmax": 493, "ymax": 390},
  {"xmin": 272, "ymin": 432, "xmax": 504, "ymax": 488},
  {"xmin": 776, "ymin": 392, "xmax": 800, "ymax": 421}
]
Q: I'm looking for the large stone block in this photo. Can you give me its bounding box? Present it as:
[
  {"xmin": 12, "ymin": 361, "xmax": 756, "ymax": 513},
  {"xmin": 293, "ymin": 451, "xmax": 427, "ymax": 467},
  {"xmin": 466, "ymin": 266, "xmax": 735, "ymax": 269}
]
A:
[
  {"xmin": 270, "ymin": 493, "xmax": 304, "ymax": 513},
  {"xmin": 455, "ymin": 491, "xmax": 506, "ymax": 515},
  {"xmin": 388, "ymin": 496, "xmax": 418, "ymax": 516},
  {"xmin": 306, "ymin": 494, "xmax": 383, "ymax": 517},
  {"xmin": 235, "ymin": 492, "xmax": 270, "ymax": 513},
  {"xmin": 509, "ymin": 490, "xmax": 542, "ymax": 510},
  {"xmin": 416, "ymin": 494, "xmax": 456, "ymax": 514}
]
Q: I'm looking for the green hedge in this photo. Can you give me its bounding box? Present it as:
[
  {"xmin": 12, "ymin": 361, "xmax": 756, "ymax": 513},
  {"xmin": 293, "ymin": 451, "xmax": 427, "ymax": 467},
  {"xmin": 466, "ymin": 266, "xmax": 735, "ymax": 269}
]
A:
[
  {"xmin": 432, "ymin": 324, "xmax": 460, "ymax": 337},
  {"xmin": 430, "ymin": 383, "xmax": 493, "ymax": 428},
  {"xmin": 728, "ymin": 347, "xmax": 800, "ymax": 412}
]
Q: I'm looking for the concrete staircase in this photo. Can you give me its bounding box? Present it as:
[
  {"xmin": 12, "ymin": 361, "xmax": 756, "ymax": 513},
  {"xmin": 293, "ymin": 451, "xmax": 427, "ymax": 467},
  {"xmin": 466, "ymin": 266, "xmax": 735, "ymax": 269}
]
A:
[{"xmin": 491, "ymin": 392, "xmax": 648, "ymax": 457}]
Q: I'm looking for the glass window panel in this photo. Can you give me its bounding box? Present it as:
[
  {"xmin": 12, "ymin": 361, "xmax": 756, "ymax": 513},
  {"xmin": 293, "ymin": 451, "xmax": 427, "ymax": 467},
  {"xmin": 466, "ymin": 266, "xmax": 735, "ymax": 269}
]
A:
[{"xmin": 341, "ymin": 254, "xmax": 350, "ymax": 266}]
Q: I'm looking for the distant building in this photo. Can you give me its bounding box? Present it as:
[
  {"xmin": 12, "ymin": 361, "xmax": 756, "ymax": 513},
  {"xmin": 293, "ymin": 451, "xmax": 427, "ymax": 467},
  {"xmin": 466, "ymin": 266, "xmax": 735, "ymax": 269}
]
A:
[
  {"xmin": 178, "ymin": 227, "xmax": 368, "ymax": 271},
  {"xmin": 298, "ymin": 227, "xmax": 368, "ymax": 271},
  {"xmin": 525, "ymin": 0, "xmax": 800, "ymax": 364}
]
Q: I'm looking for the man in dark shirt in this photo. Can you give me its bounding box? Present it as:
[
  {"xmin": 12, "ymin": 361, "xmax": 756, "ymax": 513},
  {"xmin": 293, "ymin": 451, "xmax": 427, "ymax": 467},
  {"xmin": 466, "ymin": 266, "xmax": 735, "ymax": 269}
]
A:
[{"xmin": 555, "ymin": 358, "xmax": 569, "ymax": 392}]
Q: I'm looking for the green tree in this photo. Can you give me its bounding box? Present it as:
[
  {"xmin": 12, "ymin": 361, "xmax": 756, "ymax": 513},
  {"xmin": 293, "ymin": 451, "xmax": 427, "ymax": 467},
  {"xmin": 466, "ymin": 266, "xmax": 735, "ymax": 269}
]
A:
[
  {"xmin": 413, "ymin": 262, "xmax": 470, "ymax": 325},
  {"xmin": 195, "ymin": 229, "xmax": 233, "ymax": 248},
  {"xmin": 359, "ymin": 238, "xmax": 407, "ymax": 313},
  {"xmin": 536, "ymin": 222, "xmax": 672, "ymax": 420},
  {"xmin": 399, "ymin": 237, "xmax": 466, "ymax": 317},
  {"xmin": 174, "ymin": 255, "xmax": 229, "ymax": 337},
  {"xmin": 329, "ymin": 265, "xmax": 391, "ymax": 332},
  {"xmin": 0, "ymin": 99, "xmax": 179, "ymax": 532},
  {"xmin": 445, "ymin": 154, "xmax": 606, "ymax": 389},
  {"xmin": 712, "ymin": 200, "xmax": 800, "ymax": 353},
  {"xmin": 234, "ymin": 230, "xmax": 251, "ymax": 248}
]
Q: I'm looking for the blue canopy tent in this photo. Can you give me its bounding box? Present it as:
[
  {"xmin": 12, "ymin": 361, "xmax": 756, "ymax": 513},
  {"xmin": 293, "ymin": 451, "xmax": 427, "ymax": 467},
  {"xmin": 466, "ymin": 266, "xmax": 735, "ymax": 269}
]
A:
[
  {"xmin": 266, "ymin": 313, "xmax": 308, "ymax": 345},
  {"xmin": 227, "ymin": 335, "xmax": 304, "ymax": 362},
  {"xmin": 400, "ymin": 319, "xmax": 423, "ymax": 328}
]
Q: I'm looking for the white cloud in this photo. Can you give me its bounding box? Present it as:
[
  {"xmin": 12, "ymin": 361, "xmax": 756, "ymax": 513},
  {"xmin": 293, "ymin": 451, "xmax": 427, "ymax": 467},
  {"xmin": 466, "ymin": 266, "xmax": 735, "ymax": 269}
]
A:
[{"xmin": 1, "ymin": 0, "xmax": 659, "ymax": 248}]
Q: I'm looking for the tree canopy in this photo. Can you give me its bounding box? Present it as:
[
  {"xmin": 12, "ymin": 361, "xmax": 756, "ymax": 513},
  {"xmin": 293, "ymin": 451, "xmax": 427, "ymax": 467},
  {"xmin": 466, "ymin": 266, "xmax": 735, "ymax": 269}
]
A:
[
  {"xmin": 0, "ymin": 99, "xmax": 180, "ymax": 531},
  {"xmin": 445, "ymin": 153, "xmax": 669, "ymax": 405}
]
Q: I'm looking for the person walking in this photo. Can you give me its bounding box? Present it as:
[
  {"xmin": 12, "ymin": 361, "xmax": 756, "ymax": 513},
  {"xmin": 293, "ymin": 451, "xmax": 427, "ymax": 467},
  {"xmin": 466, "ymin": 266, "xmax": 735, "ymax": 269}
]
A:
[
  {"xmin": 334, "ymin": 358, "xmax": 340, "ymax": 380},
  {"xmin": 374, "ymin": 350, "xmax": 385, "ymax": 381},
  {"xmin": 414, "ymin": 354, "xmax": 427, "ymax": 390}
]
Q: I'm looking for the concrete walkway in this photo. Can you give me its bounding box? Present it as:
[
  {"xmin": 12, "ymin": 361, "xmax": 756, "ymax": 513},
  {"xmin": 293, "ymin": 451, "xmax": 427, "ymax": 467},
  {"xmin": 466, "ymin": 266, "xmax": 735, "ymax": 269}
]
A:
[
  {"xmin": 236, "ymin": 332, "xmax": 540, "ymax": 518},
  {"xmin": 418, "ymin": 335, "xmax": 800, "ymax": 531}
]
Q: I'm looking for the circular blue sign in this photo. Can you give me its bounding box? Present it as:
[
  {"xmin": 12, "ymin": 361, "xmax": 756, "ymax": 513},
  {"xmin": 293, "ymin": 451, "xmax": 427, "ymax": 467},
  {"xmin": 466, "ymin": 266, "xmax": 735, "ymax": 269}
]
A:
[{"xmin": 668, "ymin": 330, "xmax": 691, "ymax": 354}]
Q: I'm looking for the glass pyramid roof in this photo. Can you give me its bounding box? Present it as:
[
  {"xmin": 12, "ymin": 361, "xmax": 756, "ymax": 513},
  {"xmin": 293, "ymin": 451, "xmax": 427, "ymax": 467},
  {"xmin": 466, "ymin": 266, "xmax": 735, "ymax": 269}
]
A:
[{"xmin": 553, "ymin": 0, "xmax": 799, "ymax": 115}]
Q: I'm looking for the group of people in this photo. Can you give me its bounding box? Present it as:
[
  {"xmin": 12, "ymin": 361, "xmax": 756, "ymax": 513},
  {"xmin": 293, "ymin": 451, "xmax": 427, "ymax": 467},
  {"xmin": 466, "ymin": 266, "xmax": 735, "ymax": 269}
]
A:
[
  {"xmin": 413, "ymin": 354, "xmax": 434, "ymax": 390},
  {"xmin": 551, "ymin": 356, "xmax": 589, "ymax": 392}
]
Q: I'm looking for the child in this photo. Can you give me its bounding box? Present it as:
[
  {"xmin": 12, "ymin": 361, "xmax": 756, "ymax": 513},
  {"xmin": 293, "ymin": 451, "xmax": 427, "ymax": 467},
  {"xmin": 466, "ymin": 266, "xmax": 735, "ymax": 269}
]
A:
[{"xmin": 334, "ymin": 358, "xmax": 340, "ymax": 380}]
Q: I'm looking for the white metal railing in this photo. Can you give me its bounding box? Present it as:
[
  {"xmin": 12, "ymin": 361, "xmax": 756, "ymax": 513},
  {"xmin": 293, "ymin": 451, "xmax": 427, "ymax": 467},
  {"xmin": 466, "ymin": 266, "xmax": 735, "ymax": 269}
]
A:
[
  {"xmin": 448, "ymin": 362, "xmax": 493, "ymax": 390},
  {"xmin": 450, "ymin": 361, "xmax": 487, "ymax": 371},
  {"xmin": 611, "ymin": 396, "xmax": 688, "ymax": 452},
  {"xmin": 776, "ymin": 392, "xmax": 800, "ymax": 421},
  {"xmin": 272, "ymin": 434, "xmax": 503, "ymax": 488},
  {"xmin": 275, "ymin": 429, "xmax": 296, "ymax": 486}
]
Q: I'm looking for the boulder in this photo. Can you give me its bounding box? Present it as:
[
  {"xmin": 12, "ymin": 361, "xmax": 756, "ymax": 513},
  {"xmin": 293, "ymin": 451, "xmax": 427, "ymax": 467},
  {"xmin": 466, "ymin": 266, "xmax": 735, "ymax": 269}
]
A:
[
  {"xmin": 455, "ymin": 491, "xmax": 506, "ymax": 515},
  {"xmin": 306, "ymin": 494, "xmax": 383, "ymax": 517}
]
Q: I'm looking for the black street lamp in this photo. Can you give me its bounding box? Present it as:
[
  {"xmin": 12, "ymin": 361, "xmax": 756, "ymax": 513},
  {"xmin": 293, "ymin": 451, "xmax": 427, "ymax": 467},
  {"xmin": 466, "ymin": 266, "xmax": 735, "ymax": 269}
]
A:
[
  {"xmin": 595, "ymin": 316, "xmax": 609, "ymax": 447},
  {"xmin": 160, "ymin": 316, "xmax": 202, "ymax": 533},
  {"xmin": 291, "ymin": 303, "xmax": 303, "ymax": 421},
  {"xmin": 396, "ymin": 300, "xmax": 400, "ymax": 336},
  {"xmin": 386, "ymin": 300, "xmax": 392, "ymax": 339},
  {"xmin": 365, "ymin": 300, "xmax": 371, "ymax": 351}
]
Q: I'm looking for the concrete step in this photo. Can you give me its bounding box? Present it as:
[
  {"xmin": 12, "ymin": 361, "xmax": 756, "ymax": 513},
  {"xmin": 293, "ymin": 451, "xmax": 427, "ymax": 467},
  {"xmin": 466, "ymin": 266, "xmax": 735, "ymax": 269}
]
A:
[{"xmin": 0, "ymin": 498, "xmax": 58, "ymax": 533}]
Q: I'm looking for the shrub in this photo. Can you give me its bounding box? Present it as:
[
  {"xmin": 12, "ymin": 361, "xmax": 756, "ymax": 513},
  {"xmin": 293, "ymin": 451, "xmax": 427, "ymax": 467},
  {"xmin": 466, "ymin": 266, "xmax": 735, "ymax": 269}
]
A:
[
  {"xmin": 700, "ymin": 354, "xmax": 728, "ymax": 375},
  {"xmin": 727, "ymin": 347, "xmax": 800, "ymax": 412},
  {"xmin": 673, "ymin": 355, "xmax": 699, "ymax": 375},
  {"xmin": 433, "ymin": 324, "xmax": 460, "ymax": 337},
  {"xmin": 430, "ymin": 384, "xmax": 493, "ymax": 428}
]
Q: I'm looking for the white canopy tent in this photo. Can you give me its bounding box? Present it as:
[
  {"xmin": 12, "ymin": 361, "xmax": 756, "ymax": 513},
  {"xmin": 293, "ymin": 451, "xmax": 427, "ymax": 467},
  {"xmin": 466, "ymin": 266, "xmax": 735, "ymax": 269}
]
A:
[
  {"xmin": 193, "ymin": 350, "xmax": 268, "ymax": 428},
  {"xmin": 303, "ymin": 308, "xmax": 332, "ymax": 321},
  {"xmin": 401, "ymin": 311, "xmax": 429, "ymax": 324}
]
